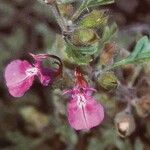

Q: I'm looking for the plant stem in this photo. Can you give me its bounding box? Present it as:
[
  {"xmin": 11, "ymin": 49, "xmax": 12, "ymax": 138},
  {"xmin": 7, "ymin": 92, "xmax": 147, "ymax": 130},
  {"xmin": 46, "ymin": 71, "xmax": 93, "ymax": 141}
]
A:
[{"xmin": 50, "ymin": 2, "xmax": 68, "ymax": 32}]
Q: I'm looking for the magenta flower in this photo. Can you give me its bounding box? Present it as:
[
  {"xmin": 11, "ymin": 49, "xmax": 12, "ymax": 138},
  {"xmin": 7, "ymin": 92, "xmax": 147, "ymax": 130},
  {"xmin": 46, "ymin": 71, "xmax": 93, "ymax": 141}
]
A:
[
  {"xmin": 4, "ymin": 53, "xmax": 62, "ymax": 97},
  {"xmin": 64, "ymin": 69, "xmax": 104, "ymax": 131}
]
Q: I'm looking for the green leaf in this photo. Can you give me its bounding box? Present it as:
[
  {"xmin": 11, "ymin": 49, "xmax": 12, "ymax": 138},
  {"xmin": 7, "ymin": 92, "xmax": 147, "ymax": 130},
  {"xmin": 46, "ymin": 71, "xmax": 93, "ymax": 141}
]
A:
[
  {"xmin": 68, "ymin": 38, "xmax": 99, "ymax": 55},
  {"xmin": 102, "ymin": 23, "xmax": 118, "ymax": 43},
  {"xmin": 79, "ymin": 10, "xmax": 108, "ymax": 29},
  {"xmin": 65, "ymin": 44, "xmax": 92, "ymax": 65},
  {"xmin": 87, "ymin": 0, "xmax": 115, "ymax": 8},
  {"xmin": 112, "ymin": 36, "xmax": 150, "ymax": 68},
  {"xmin": 96, "ymin": 23, "xmax": 117, "ymax": 52},
  {"xmin": 65, "ymin": 38, "xmax": 99, "ymax": 65},
  {"xmin": 71, "ymin": 0, "xmax": 114, "ymax": 21}
]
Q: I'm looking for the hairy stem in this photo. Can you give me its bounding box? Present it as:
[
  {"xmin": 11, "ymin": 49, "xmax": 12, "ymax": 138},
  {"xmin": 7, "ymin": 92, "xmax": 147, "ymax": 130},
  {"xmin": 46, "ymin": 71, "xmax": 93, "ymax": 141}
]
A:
[{"xmin": 50, "ymin": 2, "xmax": 68, "ymax": 32}]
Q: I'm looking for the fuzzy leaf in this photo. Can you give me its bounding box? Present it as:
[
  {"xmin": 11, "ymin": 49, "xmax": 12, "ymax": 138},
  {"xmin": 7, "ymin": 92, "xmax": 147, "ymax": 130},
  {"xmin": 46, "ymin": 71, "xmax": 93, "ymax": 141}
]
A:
[
  {"xmin": 102, "ymin": 23, "xmax": 118, "ymax": 43},
  {"xmin": 112, "ymin": 36, "xmax": 150, "ymax": 68},
  {"xmin": 65, "ymin": 39, "xmax": 99, "ymax": 65},
  {"xmin": 87, "ymin": 0, "xmax": 114, "ymax": 8},
  {"xmin": 70, "ymin": 34, "xmax": 99, "ymax": 55},
  {"xmin": 79, "ymin": 10, "xmax": 107, "ymax": 29},
  {"xmin": 65, "ymin": 41, "xmax": 92, "ymax": 65}
]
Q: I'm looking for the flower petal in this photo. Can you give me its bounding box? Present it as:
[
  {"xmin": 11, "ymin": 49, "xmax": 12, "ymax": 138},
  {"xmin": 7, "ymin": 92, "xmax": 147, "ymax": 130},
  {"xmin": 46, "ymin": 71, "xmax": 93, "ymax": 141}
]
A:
[
  {"xmin": 38, "ymin": 68, "xmax": 53, "ymax": 86},
  {"xmin": 4, "ymin": 60, "xmax": 35, "ymax": 97},
  {"xmin": 67, "ymin": 98, "xmax": 104, "ymax": 130}
]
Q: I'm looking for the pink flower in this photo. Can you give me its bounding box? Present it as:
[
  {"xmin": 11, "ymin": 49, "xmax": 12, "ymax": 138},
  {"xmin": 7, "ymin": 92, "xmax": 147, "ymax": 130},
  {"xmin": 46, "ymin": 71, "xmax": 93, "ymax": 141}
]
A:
[
  {"xmin": 4, "ymin": 53, "xmax": 62, "ymax": 97},
  {"xmin": 64, "ymin": 69, "xmax": 104, "ymax": 131}
]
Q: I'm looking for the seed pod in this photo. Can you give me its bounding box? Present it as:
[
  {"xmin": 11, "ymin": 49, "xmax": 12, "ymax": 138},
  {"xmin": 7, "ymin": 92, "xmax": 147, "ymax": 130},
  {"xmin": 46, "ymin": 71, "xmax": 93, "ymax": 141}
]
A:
[
  {"xmin": 114, "ymin": 111, "xmax": 136, "ymax": 137},
  {"xmin": 79, "ymin": 10, "xmax": 108, "ymax": 29},
  {"xmin": 98, "ymin": 72, "xmax": 118, "ymax": 90},
  {"xmin": 133, "ymin": 95, "xmax": 150, "ymax": 118},
  {"xmin": 71, "ymin": 29, "xmax": 99, "ymax": 46}
]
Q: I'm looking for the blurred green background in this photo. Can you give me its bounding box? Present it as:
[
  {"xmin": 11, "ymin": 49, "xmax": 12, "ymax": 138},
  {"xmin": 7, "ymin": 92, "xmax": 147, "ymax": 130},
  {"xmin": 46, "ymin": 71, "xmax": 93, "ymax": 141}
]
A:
[{"xmin": 0, "ymin": 0, "xmax": 150, "ymax": 150}]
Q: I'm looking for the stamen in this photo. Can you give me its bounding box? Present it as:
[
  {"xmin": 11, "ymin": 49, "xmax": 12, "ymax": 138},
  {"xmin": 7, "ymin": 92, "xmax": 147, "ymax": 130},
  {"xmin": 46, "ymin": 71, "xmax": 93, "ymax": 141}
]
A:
[
  {"xmin": 77, "ymin": 94, "xmax": 86, "ymax": 108},
  {"xmin": 26, "ymin": 67, "xmax": 38, "ymax": 76}
]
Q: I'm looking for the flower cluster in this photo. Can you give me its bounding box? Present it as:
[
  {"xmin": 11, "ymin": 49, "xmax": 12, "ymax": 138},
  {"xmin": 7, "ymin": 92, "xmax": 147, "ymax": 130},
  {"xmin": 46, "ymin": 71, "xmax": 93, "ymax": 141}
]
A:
[
  {"xmin": 4, "ymin": 54, "xmax": 104, "ymax": 131},
  {"xmin": 4, "ymin": 53, "xmax": 62, "ymax": 97},
  {"xmin": 64, "ymin": 68, "xmax": 104, "ymax": 130}
]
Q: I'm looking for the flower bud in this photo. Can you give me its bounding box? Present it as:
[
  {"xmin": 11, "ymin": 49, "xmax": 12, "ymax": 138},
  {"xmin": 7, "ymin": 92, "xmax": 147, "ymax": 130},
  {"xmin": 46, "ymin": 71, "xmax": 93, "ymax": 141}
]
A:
[
  {"xmin": 133, "ymin": 95, "xmax": 150, "ymax": 118},
  {"xmin": 71, "ymin": 29, "xmax": 99, "ymax": 46},
  {"xmin": 98, "ymin": 72, "xmax": 118, "ymax": 90},
  {"xmin": 114, "ymin": 111, "xmax": 136, "ymax": 137},
  {"xmin": 79, "ymin": 10, "xmax": 107, "ymax": 29}
]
